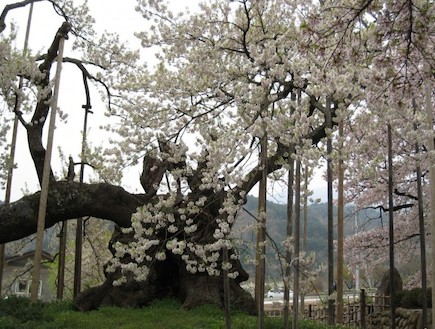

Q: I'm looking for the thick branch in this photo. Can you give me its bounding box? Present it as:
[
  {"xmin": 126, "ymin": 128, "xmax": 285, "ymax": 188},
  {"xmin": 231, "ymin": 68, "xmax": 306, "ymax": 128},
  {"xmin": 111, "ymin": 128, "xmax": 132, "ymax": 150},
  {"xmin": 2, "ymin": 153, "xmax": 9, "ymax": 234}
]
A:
[
  {"xmin": 0, "ymin": 0, "xmax": 69, "ymax": 34},
  {"xmin": 394, "ymin": 187, "xmax": 418, "ymax": 201},
  {"xmin": 38, "ymin": 21, "xmax": 71, "ymax": 73},
  {"xmin": 62, "ymin": 57, "xmax": 114, "ymax": 110},
  {"xmin": 0, "ymin": 0, "xmax": 43, "ymax": 33},
  {"xmin": 0, "ymin": 181, "xmax": 144, "ymax": 244},
  {"xmin": 26, "ymin": 22, "xmax": 71, "ymax": 184},
  {"xmin": 140, "ymin": 154, "xmax": 167, "ymax": 196}
]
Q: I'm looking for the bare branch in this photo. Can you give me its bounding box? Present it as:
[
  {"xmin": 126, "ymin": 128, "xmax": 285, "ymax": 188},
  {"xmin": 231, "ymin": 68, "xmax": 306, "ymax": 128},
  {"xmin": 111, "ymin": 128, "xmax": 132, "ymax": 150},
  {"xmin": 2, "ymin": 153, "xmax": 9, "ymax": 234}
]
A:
[
  {"xmin": 366, "ymin": 203, "xmax": 414, "ymax": 213},
  {"xmin": 0, "ymin": 0, "xmax": 42, "ymax": 33},
  {"xmin": 62, "ymin": 57, "xmax": 114, "ymax": 111}
]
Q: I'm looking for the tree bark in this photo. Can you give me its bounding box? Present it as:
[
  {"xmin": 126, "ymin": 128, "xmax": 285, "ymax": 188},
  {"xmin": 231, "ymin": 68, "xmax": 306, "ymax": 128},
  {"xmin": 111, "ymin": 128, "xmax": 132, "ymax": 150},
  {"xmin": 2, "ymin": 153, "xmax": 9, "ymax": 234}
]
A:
[
  {"xmin": 0, "ymin": 182, "xmax": 143, "ymax": 244},
  {"xmin": 73, "ymin": 243, "xmax": 256, "ymax": 313}
]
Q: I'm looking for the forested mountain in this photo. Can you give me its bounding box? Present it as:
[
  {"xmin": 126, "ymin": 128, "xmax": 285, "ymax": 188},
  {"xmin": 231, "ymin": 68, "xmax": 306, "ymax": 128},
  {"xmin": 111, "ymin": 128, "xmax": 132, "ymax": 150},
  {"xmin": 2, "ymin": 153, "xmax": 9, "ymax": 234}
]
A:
[{"xmin": 235, "ymin": 196, "xmax": 385, "ymax": 280}]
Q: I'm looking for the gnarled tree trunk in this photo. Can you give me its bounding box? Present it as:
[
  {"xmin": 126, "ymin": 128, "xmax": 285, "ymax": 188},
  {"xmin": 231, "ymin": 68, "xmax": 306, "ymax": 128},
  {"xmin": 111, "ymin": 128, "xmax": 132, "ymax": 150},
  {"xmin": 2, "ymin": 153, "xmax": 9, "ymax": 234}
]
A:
[{"xmin": 74, "ymin": 239, "xmax": 255, "ymax": 313}]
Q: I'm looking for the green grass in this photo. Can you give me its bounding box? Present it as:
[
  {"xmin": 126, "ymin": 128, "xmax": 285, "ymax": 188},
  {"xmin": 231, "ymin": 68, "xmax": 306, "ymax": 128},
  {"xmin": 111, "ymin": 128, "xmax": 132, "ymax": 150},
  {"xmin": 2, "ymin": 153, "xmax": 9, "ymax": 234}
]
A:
[{"xmin": 0, "ymin": 296, "xmax": 351, "ymax": 329}]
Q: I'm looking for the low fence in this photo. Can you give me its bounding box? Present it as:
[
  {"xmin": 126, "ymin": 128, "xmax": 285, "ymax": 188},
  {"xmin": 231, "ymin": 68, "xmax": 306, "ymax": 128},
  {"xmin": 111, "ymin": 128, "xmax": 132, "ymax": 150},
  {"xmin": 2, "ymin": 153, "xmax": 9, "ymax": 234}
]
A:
[{"xmin": 264, "ymin": 289, "xmax": 390, "ymax": 328}]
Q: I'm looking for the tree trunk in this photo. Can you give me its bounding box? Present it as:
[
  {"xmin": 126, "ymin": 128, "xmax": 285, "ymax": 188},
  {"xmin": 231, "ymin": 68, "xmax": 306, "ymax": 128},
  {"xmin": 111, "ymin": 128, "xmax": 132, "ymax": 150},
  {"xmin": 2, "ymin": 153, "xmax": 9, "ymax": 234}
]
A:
[{"xmin": 74, "ymin": 228, "xmax": 256, "ymax": 313}]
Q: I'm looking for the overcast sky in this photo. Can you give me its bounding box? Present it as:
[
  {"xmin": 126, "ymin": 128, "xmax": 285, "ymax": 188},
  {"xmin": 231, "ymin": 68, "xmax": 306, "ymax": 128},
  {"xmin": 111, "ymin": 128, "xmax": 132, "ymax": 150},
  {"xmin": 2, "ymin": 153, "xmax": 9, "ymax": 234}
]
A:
[{"xmin": 1, "ymin": 0, "xmax": 328, "ymax": 204}]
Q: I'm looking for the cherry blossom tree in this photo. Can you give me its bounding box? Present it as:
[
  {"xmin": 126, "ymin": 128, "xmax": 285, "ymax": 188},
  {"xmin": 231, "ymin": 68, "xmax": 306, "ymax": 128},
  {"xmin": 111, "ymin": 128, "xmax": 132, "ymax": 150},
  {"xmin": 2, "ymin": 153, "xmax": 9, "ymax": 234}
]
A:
[
  {"xmin": 2, "ymin": 0, "xmax": 432, "ymax": 316},
  {"xmin": 322, "ymin": 0, "xmax": 435, "ymax": 286},
  {"xmin": 288, "ymin": 1, "xmax": 434, "ymax": 324},
  {"xmin": 0, "ymin": 0, "xmax": 351, "ymax": 312},
  {"xmin": 311, "ymin": 4, "xmax": 435, "ymax": 325}
]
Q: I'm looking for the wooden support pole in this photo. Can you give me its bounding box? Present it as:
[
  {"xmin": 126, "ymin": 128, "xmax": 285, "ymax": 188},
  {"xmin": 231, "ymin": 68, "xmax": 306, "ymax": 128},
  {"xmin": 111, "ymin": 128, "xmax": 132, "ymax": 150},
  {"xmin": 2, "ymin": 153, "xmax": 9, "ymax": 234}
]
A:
[
  {"xmin": 336, "ymin": 119, "xmax": 345, "ymax": 323},
  {"xmin": 423, "ymin": 62, "xmax": 435, "ymax": 329},
  {"xmin": 326, "ymin": 97, "xmax": 335, "ymax": 325},
  {"xmin": 292, "ymin": 160, "xmax": 301, "ymax": 329},
  {"xmin": 223, "ymin": 246, "xmax": 231, "ymax": 329},
  {"xmin": 283, "ymin": 158, "xmax": 294, "ymax": 329},
  {"xmin": 387, "ymin": 123, "xmax": 396, "ymax": 329},
  {"xmin": 360, "ymin": 288, "xmax": 366, "ymax": 329},
  {"xmin": 413, "ymin": 98, "xmax": 428, "ymax": 329},
  {"xmin": 30, "ymin": 33, "xmax": 66, "ymax": 303},
  {"xmin": 56, "ymin": 221, "xmax": 67, "ymax": 299},
  {"xmin": 255, "ymin": 132, "xmax": 267, "ymax": 329},
  {"xmin": 0, "ymin": 2, "xmax": 34, "ymax": 296},
  {"xmin": 300, "ymin": 164, "xmax": 308, "ymax": 314}
]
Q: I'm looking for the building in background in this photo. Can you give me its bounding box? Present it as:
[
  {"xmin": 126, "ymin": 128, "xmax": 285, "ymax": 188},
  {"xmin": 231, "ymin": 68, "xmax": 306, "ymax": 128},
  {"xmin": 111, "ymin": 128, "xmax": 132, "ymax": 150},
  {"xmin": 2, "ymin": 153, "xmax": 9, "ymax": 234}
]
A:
[{"xmin": 1, "ymin": 250, "xmax": 55, "ymax": 301}]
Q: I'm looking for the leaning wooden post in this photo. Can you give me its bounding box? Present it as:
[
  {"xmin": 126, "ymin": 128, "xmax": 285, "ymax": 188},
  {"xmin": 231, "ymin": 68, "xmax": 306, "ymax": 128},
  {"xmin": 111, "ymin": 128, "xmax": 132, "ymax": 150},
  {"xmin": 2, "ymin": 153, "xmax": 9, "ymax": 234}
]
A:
[
  {"xmin": 0, "ymin": 1, "xmax": 34, "ymax": 296},
  {"xmin": 30, "ymin": 23, "xmax": 69, "ymax": 303}
]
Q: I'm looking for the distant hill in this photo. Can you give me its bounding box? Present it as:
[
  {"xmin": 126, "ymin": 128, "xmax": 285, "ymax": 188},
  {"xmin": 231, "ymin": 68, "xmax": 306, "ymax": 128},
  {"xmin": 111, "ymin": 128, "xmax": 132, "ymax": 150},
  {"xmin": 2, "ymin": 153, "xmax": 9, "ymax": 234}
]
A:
[{"xmin": 233, "ymin": 196, "xmax": 385, "ymax": 279}]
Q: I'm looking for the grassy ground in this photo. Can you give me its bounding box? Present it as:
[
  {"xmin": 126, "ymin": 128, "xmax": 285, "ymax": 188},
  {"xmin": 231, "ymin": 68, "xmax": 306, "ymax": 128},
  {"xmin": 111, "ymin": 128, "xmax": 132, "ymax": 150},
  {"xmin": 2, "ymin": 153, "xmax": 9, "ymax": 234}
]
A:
[{"xmin": 0, "ymin": 296, "xmax": 352, "ymax": 329}]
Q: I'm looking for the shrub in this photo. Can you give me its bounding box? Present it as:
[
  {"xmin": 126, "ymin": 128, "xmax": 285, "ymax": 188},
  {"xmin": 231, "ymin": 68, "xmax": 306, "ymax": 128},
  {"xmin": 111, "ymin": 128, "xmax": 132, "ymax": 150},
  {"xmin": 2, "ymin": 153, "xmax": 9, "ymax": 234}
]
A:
[
  {"xmin": 0, "ymin": 296, "xmax": 44, "ymax": 323},
  {"xmin": 0, "ymin": 316, "xmax": 22, "ymax": 329}
]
